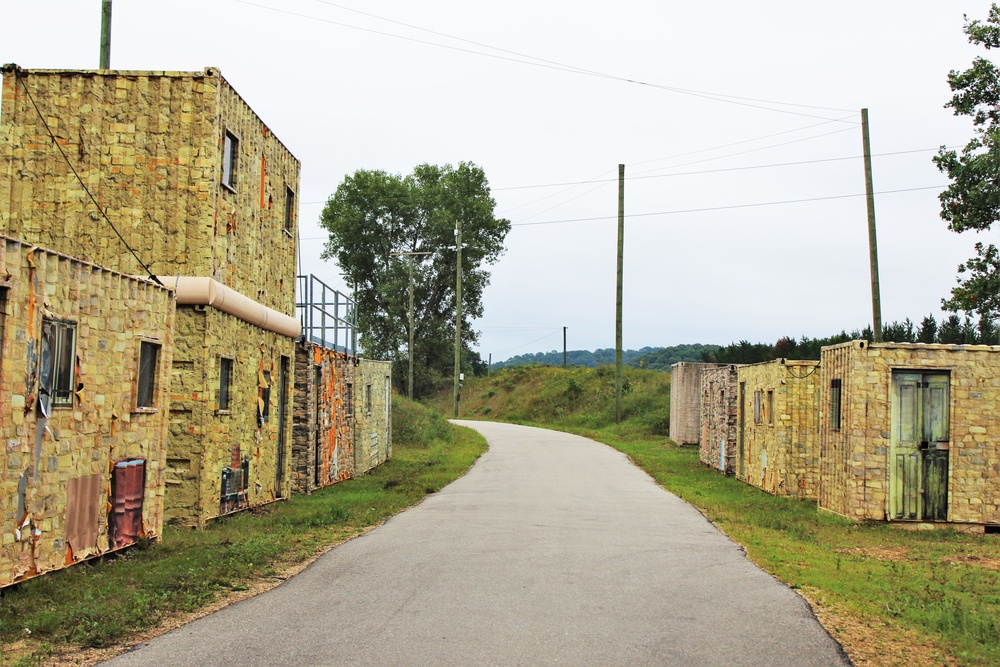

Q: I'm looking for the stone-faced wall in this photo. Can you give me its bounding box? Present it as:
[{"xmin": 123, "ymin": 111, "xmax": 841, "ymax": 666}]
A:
[
  {"xmin": 736, "ymin": 360, "xmax": 820, "ymax": 499},
  {"xmin": 354, "ymin": 359, "xmax": 392, "ymax": 474},
  {"xmin": 0, "ymin": 237, "xmax": 174, "ymax": 587},
  {"xmin": 819, "ymin": 340, "xmax": 1000, "ymax": 526},
  {"xmin": 669, "ymin": 363, "xmax": 720, "ymax": 446},
  {"xmin": 165, "ymin": 307, "xmax": 294, "ymax": 527},
  {"xmin": 700, "ymin": 365, "xmax": 739, "ymax": 475},
  {"xmin": 292, "ymin": 341, "xmax": 354, "ymax": 494},
  {"xmin": 0, "ymin": 65, "xmax": 299, "ymax": 314}
]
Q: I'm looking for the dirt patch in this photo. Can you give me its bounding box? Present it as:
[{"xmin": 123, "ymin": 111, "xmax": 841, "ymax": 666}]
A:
[
  {"xmin": 941, "ymin": 554, "xmax": 1000, "ymax": 570},
  {"xmin": 836, "ymin": 546, "xmax": 910, "ymax": 562},
  {"xmin": 800, "ymin": 588, "xmax": 961, "ymax": 667}
]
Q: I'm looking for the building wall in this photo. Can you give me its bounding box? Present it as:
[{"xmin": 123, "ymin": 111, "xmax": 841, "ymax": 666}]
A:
[
  {"xmin": 737, "ymin": 360, "xmax": 820, "ymax": 499},
  {"xmin": 819, "ymin": 340, "xmax": 1000, "ymax": 525},
  {"xmin": 354, "ymin": 359, "xmax": 392, "ymax": 474},
  {"xmin": 165, "ymin": 307, "xmax": 294, "ymax": 527},
  {"xmin": 0, "ymin": 237, "xmax": 173, "ymax": 587},
  {"xmin": 669, "ymin": 363, "xmax": 720, "ymax": 446},
  {"xmin": 292, "ymin": 341, "xmax": 354, "ymax": 495},
  {"xmin": 0, "ymin": 65, "xmax": 299, "ymax": 314},
  {"xmin": 700, "ymin": 365, "xmax": 739, "ymax": 474}
]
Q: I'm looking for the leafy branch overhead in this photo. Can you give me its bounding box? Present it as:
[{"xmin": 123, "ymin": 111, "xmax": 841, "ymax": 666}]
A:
[
  {"xmin": 934, "ymin": 3, "xmax": 1000, "ymax": 320},
  {"xmin": 320, "ymin": 162, "xmax": 510, "ymax": 398}
]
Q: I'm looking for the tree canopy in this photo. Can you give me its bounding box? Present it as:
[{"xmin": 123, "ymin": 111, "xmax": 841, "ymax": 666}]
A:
[
  {"xmin": 934, "ymin": 4, "xmax": 1000, "ymax": 320},
  {"xmin": 319, "ymin": 162, "xmax": 510, "ymax": 398}
]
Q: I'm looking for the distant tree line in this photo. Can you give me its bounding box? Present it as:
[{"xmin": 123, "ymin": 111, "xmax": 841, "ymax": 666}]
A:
[
  {"xmin": 701, "ymin": 314, "xmax": 1000, "ymax": 365},
  {"xmin": 492, "ymin": 344, "xmax": 717, "ymax": 371}
]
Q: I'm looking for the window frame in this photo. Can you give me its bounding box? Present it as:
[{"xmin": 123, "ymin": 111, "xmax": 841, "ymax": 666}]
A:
[
  {"xmin": 366, "ymin": 383, "xmax": 373, "ymax": 415},
  {"xmin": 222, "ymin": 130, "xmax": 239, "ymax": 192},
  {"xmin": 284, "ymin": 185, "xmax": 295, "ymax": 236},
  {"xmin": 753, "ymin": 390, "xmax": 762, "ymax": 425},
  {"xmin": 345, "ymin": 382, "xmax": 354, "ymax": 419},
  {"xmin": 135, "ymin": 338, "xmax": 162, "ymax": 412},
  {"xmin": 218, "ymin": 356, "xmax": 234, "ymax": 414},
  {"xmin": 766, "ymin": 390, "xmax": 774, "ymax": 425},
  {"xmin": 40, "ymin": 317, "xmax": 77, "ymax": 410},
  {"xmin": 829, "ymin": 378, "xmax": 843, "ymax": 432}
]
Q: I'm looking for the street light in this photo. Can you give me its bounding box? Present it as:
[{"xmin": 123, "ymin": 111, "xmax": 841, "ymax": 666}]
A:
[{"xmin": 389, "ymin": 251, "xmax": 431, "ymax": 399}]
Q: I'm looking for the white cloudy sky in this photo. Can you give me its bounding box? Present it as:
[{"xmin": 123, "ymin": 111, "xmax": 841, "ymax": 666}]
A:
[{"xmin": 3, "ymin": 1, "xmax": 997, "ymax": 361}]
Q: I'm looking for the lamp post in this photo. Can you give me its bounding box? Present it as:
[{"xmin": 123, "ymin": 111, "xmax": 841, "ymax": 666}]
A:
[{"xmin": 389, "ymin": 251, "xmax": 431, "ymax": 399}]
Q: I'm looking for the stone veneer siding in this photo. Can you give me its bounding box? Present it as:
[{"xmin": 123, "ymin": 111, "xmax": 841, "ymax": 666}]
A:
[
  {"xmin": 736, "ymin": 359, "xmax": 820, "ymax": 499},
  {"xmin": 669, "ymin": 363, "xmax": 720, "ymax": 446},
  {"xmin": 818, "ymin": 340, "xmax": 1000, "ymax": 526},
  {"xmin": 0, "ymin": 236, "xmax": 174, "ymax": 587},
  {"xmin": 0, "ymin": 66, "xmax": 301, "ymax": 527},
  {"xmin": 292, "ymin": 341, "xmax": 354, "ymax": 495},
  {"xmin": 700, "ymin": 365, "xmax": 739, "ymax": 475},
  {"xmin": 353, "ymin": 359, "xmax": 392, "ymax": 474}
]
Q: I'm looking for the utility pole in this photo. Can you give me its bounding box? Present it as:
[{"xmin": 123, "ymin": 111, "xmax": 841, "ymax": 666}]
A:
[
  {"xmin": 616, "ymin": 164, "xmax": 625, "ymax": 424},
  {"xmin": 389, "ymin": 251, "xmax": 431, "ymax": 400},
  {"xmin": 563, "ymin": 327, "xmax": 567, "ymax": 368},
  {"xmin": 488, "ymin": 353, "xmax": 492, "ymax": 377},
  {"xmin": 861, "ymin": 108, "xmax": 883, "ymax": 343},
  {"xmin": 100, "ymin": 1, "xmax": 112, "ymax": 69},
  {"xmin": 453, "ymin": 220, "xmax": 463, "ymax": 418}
]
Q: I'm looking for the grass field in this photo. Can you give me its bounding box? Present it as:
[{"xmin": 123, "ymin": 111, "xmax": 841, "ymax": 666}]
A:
[
  {"xmin": 433, "ymin": 365, "xmax": 1000, "ymax": 667},
  {"xmin": 0, "ymin": 396, "xmax": 487, "ymax": 667}
]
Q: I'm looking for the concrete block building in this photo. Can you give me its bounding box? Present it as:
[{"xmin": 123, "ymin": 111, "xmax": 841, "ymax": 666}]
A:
[
  {"xmin": 0, "ymin": 65, "xmax": 301, "ymax": 526},
  {"xmin": 0, "ymin": 236, "xmax": 174, "ymax": 587},
  {"xmin": 700, "ymin": 365, "xmax": 739, "ymax": 474},
  {"xmin": 669, "ymin": 362, "xmax": 721, "ymax": 446},
  {"xmin": 354, "ymin": 358, "xmax": 392, "ymax": 474},
  {"xmin": 819, "ymin": 340, "xmax": 1000, "ymax": 529},
  {"xmin": 736, "ymin": 359, "xmax": 820, "ymax": 499}
]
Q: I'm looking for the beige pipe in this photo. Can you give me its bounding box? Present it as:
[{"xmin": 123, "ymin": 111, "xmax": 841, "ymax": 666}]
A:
[{"xmin": 158, "ymin": 276, "xmax": 301, "ymax": 339}]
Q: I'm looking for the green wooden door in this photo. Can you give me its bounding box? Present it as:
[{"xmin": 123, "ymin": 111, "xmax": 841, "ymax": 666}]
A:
[{"xmin": 890, "ymin": 372, "xmax": 950, "ymax": 520}]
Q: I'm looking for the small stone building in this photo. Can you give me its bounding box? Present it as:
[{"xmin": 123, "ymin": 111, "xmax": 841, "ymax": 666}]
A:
[
  {"xmin": 736, "ymin": 359, "xmax": 820, "ymax": 499},
  {"xmin": 819, "ymin": 340, "xmax": 1000, "ymax": 529},
  {"xmin": 670, "ymin": 362, "xmax": 721, "ymax": 446},
  {"xmin": 354, "ymin": 358, "xmax": 392, "ymax": 474},
  {"xmin": 700, "ymin": 365, "xmax": 739, "ymax": 474},
  {"xmin": 0, "ymin": 65, "xmax": 301, "ymax": 526},
  {"xmin": 0, "ymin": 236, "xmax": 174, "ymax": 587}
]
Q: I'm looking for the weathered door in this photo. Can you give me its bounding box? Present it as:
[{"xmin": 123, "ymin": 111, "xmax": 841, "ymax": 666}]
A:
[{"xmin": 890, "ymin": 372, "xmax": 950, "ymax": 520}]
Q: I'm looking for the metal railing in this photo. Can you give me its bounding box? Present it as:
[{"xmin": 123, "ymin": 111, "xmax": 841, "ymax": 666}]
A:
[{"xmin": 296, "ymin": 274, "xmax": 356, "ymax": 355}]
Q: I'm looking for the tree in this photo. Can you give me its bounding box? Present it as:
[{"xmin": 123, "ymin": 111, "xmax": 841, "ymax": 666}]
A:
[
  {"xmin": 934, "ymin": 4, "xmax": 1000, "ymax": 320},
  {"xmin": 319, "ymin": 163, "xmax": 510, "ymax": 398}
]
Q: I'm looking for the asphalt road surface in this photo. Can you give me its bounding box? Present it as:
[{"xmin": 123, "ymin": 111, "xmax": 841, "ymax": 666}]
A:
[{"xmin": 104, "ymin": 421, "xmax": 851, "ymax": 667}]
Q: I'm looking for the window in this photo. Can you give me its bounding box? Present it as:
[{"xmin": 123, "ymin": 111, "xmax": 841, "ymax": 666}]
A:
[
  {"xmin": 259, "ymin": 370, "xmax": 272, "ymax": 425},
  {"xmin": 222, "ymin": 131, "xmax": 238, "ymax": 190},
  {"xmin": 753, "ymin": 390, "xmax": 762, "ymax": 425},
  {"xmin": 284, "ymin": 186, "xmax": 295, "ymax": 234},
  {"xmin": 345, "ymin": 383, "xmax": 354, "ymax": 419},
  {"xmin": 40, "ymin": 318, "xmax": 76, "ymax": 409},
  {"xmin": 219, "ymin": 357, "xmax": 233, "ymax": 412},
  {"xmin": 366, "ymin": 383, "xmax": 373, "ymax": 414},
  {"xmin": 0, "ymin": 287, "xmax": 7, "ymax": 377},
  {"xmin": 830, "ymin": 379, "xmax": 843, "ymax": 431},
  {"xmin": 137, "ymin": 340, "xmax": 161, "ymax": 408},
  {"xmin": 766, "ymin": 390, "xmax": 774, "ymax": 425}
]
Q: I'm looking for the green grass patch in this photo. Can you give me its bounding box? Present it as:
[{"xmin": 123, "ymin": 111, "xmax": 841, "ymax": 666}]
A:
[
  {"xmin": 0, "ymin": 395, "xmax": 487, "ymax": 665},
  {"xmin": 439, "ymin": 366, "xmax": 1000, "ymax": 667}
]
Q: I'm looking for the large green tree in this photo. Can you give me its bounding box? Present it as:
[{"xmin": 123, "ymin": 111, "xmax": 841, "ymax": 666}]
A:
[
  {"xmin": 934, "ymin": 4, "xmax": 1000, "ymax": 320},
  {"xmin": 320, "ymin": 162, "xmax": 510, "ymax": 398}
]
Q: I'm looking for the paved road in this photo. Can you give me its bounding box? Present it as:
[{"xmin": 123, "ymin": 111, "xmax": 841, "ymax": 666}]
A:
[{"xmin": 105, "ymin": 421, "xmax": 850, "ymax": 667}]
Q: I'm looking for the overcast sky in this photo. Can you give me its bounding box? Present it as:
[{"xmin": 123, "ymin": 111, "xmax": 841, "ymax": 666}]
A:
[{"xmin": 3, "ymin": 1, "xmax": 997, "ymax": 361}]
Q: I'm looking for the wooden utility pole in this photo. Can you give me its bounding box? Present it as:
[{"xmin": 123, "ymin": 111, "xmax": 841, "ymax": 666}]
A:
[
  {"xmin": 453, "ymin": 220, "xmax": 463, "ymax": 418},
  {"xmin": 389, "ymin": 251, "xmax": 432, "ymax": 400},
  {"xmin": 563, "ymin": 327, "xmax": 567, "ymax": 368},
  {"xmin": 100, "ymin": 1, "xmax": 112, "ymax": 69},
  {"xmin": 488, "ymin": 353, "xmax": 492, "ymax": 377},
  {"xmin": 861, "ymin": 108, "xmax": 883, "ymax": 342},
  {"xmin": 616, "ymin": 164, "xmax": 625, "ymax": 424}
]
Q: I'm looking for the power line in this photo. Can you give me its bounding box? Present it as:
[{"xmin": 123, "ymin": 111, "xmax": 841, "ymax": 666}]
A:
[
  {"xmin": 16, "ymin": 74, "xmax": 162, "ymax": 286},
  {"xmin": 236, "ymin": 0, "xmax": 856, "ymax": 120},
  {"xmin": 510, "ymin": 185, "xmax": 947, "ymax": 227}
]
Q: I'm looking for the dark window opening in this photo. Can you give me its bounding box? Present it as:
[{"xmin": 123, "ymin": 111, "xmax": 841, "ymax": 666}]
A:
[
  {"xmin": 219, "ymin": 357, "xmax": 233, "ymax": 411},
  {"xmin": 284, "ymin": 186, "xmax": 295, "ymax": 233},
  {"xmin": 137, "ymin": 340, "xmax": 160, "ymax": 408},
  {"xmin": 830, "ymin": 378, "xmax": 843, "ymax": 431},
  {"xmin": 366, "ymin": 383, "xmax": 373, "ymax": 414},
  {"xmin": 40, "ymin": 318, "xmax": 76, "ymax": 410},
  {"xmin": 222, "ymin": 131, "xmax": 238, "ymax": 190},
  {"xmin": 766, "ymin": 390, "xmax": 774, "ymax": 425},
  {"xmin": 345, "ymin": 383, "xmax": 354, "ymax": 419}
]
